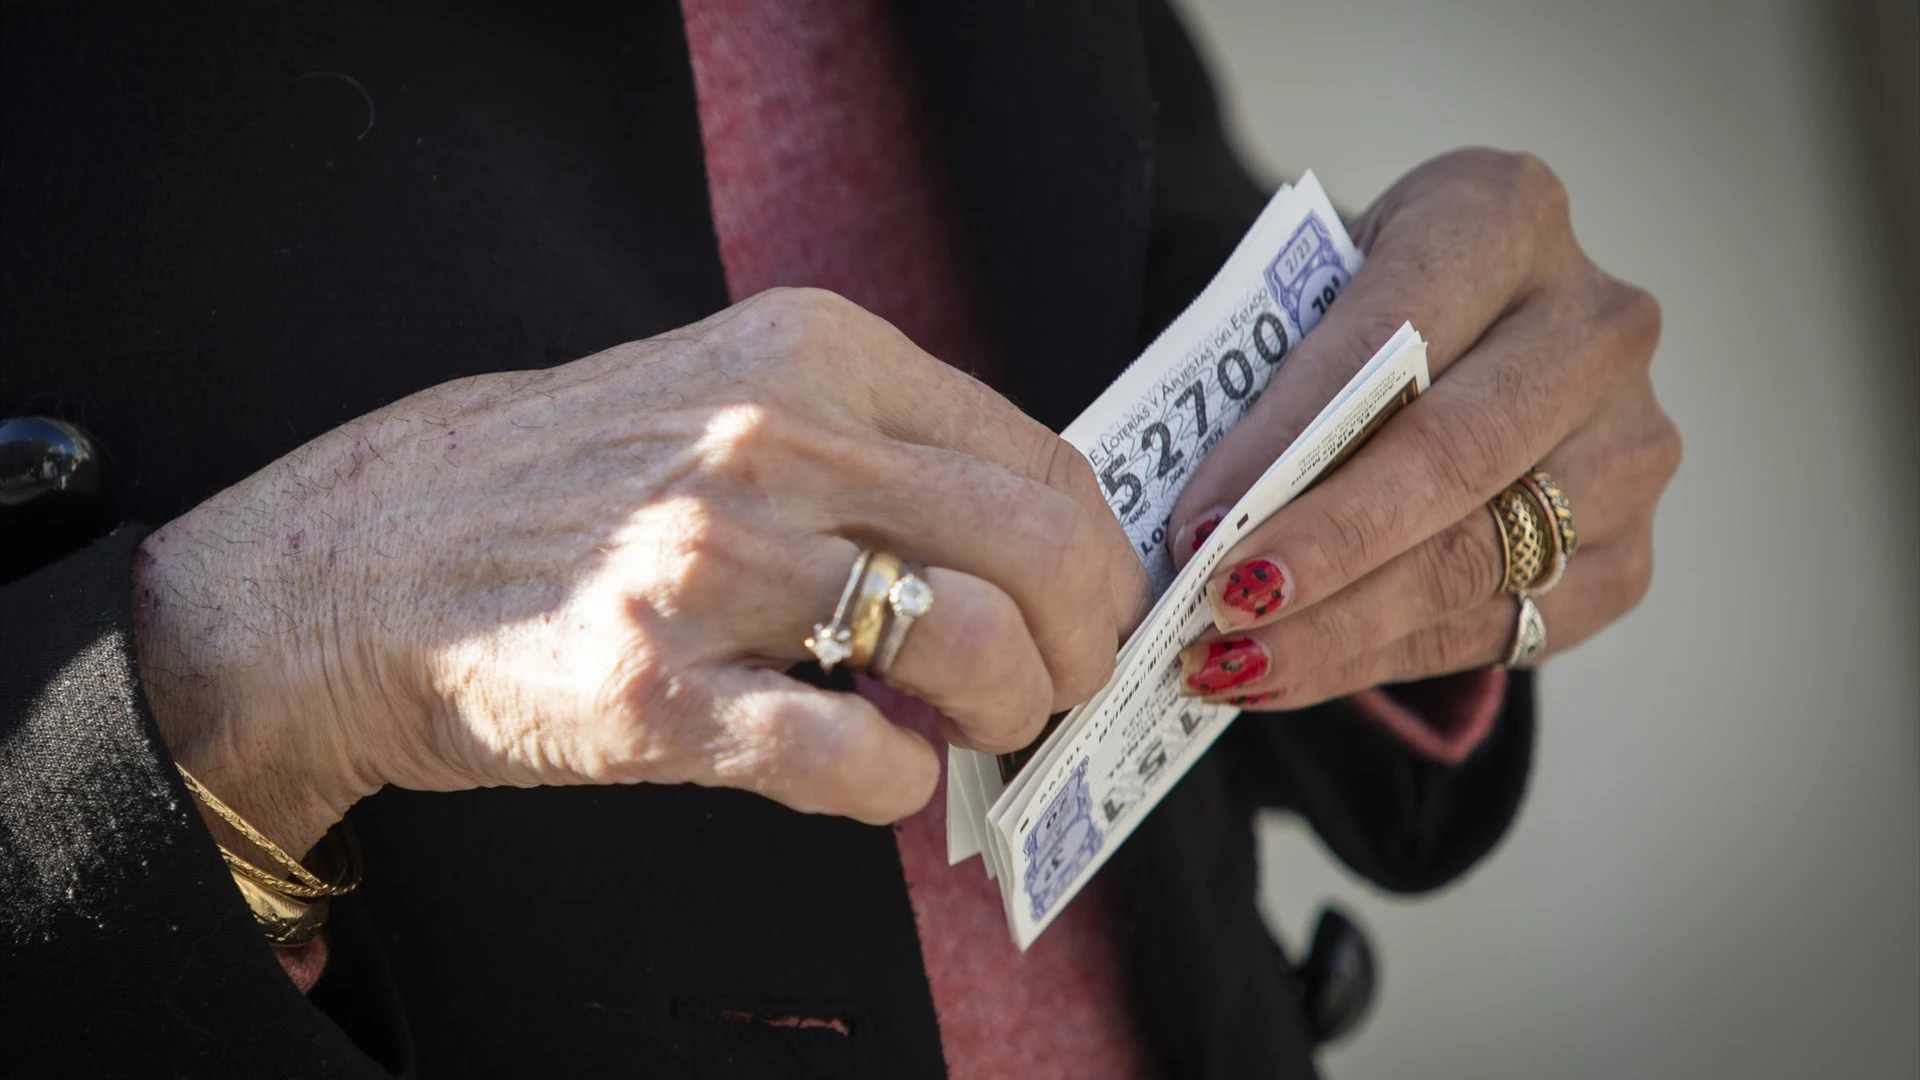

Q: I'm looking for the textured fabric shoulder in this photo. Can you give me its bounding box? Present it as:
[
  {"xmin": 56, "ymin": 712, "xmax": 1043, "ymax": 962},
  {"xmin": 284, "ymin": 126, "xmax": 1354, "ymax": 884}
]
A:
[{"xmin": 0, "ymin": 528, "xmax": 394, "ymax": 1078}]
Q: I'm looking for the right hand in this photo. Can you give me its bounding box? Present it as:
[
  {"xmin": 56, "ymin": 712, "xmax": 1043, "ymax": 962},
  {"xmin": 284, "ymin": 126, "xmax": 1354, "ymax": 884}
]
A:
[{"xmin": 133, "ymin": 288, "xmax": 1150, "ymax": 855}]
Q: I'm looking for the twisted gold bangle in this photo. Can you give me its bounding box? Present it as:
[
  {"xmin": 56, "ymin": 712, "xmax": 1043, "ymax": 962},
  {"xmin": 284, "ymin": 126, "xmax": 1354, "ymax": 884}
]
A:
[
  {"xmin": 177, "ymin": 765, "xmax": 361, "ymax": 945},
  {"xmin": 177, "ymin": 766, "xmax": 358, "ymax": 897}
]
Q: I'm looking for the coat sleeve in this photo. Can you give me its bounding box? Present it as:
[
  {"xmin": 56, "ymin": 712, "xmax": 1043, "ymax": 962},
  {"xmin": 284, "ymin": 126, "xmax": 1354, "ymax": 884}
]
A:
[
  {"xmin": 1219, "ymin": 679, "xmax": 1535, "ymax": 893},
  {"xmin": 0, "ymin": 527, "xmax": 402, "ymax": 1077},
  {"xmin": 1138, "ymin": 0, "xmax": 1537, "ymax": 894}
]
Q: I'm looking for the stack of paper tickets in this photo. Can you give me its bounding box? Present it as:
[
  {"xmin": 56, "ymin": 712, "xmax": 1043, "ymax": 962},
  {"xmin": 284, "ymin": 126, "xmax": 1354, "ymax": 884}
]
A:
[{"xmin": 945, "ymin": 174, "xmax": 1433, "ymax": 948}]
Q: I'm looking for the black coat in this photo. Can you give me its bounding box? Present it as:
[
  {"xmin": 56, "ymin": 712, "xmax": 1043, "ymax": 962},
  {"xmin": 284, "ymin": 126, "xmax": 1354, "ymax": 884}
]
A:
[{"xmin": 0, "ymin": 1, "xmax": 1535, "ymax": 1076}]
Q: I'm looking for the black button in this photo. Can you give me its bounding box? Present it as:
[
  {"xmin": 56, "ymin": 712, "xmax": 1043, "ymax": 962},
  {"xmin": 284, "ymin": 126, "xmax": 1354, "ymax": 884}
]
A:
[
  {"xmin": 0, "ymin": 416, "xmax": 100, "ymax": 509},
  {"xmin": 1298, "ymin": 906, "xmax": 1377, "ymax": 1046},
  {"xmin": 0, "ymin": 417, "xmax": 107, "ymax": 570}
]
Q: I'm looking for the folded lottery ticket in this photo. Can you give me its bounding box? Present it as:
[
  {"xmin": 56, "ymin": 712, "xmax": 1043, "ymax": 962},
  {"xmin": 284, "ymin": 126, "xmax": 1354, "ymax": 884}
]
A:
[{"xmin": 945, "ymin": 173, "xmax": 1432, "ymax": 948}]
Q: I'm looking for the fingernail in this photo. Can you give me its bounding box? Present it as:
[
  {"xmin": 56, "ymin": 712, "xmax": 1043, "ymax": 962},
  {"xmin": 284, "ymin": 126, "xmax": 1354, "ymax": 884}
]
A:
[
  {"xmin": 1179, "ymin": 507, "xmax": 1230, "ymax": 558},
  {"xmin": 1179, "ymin": 637, "xmax": 1271, "ymax": 696},
  {"xmin": 1210, "ymin": 558, "xmax": 1292, "ymax": 629},
  {"xmin": 1222, "ymin": 690, "xmax": 1285, "ymax": 708}
]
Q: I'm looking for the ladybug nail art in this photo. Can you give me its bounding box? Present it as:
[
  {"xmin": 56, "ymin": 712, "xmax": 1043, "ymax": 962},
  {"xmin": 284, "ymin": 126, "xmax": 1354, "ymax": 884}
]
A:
[
  {"xmin": 1187, "ymin": 511, "xmax": 1226, "ymax": 555},
  {"xmin": 1216, "ymin": 558, "xmax": 1289, "ymax": 622},
  {"xmin": 1181, "ymin": 638, "xmax": 1270, "ymax": 695}
]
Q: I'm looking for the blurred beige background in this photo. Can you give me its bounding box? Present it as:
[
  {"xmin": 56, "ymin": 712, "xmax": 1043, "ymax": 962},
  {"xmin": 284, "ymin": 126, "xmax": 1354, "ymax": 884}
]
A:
[{"xmin": 1174, "ymin": 1, "xmax": 1920, "ymax": 1076}]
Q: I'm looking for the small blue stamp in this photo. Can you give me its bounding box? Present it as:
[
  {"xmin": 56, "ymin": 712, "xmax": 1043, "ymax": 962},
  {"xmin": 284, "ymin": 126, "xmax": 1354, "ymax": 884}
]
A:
[
  {"xmin": 1022, "ymin": 757, "xmax": 1103, "ymax": 923},
  {"xmin": 1265, "ymin": 213, "xmax": 1350, "ymax": 337}
]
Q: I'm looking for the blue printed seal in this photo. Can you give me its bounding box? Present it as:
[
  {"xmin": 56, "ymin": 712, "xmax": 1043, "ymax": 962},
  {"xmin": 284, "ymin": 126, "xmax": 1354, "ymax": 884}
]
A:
[
  {"xmin": 1264, "ymin": 213, "xmax": 1350, "ymax": 337},
  {"xmin": 1022, "ymin": 757, "xmax": 1104, "ymax": 923}
]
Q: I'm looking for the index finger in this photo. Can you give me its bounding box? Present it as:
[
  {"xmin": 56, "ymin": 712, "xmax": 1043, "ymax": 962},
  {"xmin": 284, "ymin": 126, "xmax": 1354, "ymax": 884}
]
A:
[
  {"xmin": 1165, "ymin": 162, "xmax": 1559, "ymax": 564},
  {"xmin": 1203, "ymin": 283, "xmax": 1655, "ymax": 631}
]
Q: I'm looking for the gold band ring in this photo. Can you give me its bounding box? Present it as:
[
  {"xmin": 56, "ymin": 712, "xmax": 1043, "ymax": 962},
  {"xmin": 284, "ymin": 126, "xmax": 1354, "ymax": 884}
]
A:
[
  {"xmin": 845, "ymin": 551, "xmax": 905, "ymax": 672},
  {"xmin": 805, "ymin": 549, "xmax": 932, "ymax": 676},
  {"xmin": 1518, "ymin": 470, "xmax": 1577, "ymax": 594},
  {"xmin": 1488, "ymin": 485, "xmax": 1549, "ymax": 595},
  {"xmin": 1489, "ymin": 468, "xmax": 1579, "ymax": 596}
]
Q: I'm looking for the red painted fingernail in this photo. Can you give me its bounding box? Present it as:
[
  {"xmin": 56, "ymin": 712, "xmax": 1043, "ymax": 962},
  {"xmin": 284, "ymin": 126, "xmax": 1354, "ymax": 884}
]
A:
[
  {"xmin": 1179, "ymin": 637, "xmax": 1271, "ymax": 696},
  {"xmin": 1183, "ymin": 508, "xmax": 1228, "ymax": 556},
  {"xmin": 1212, "ymin": 558, "xmax": 1291, "ymax": 626},
  {"xmin": 1226, "ymin": 690, "xmax": 1285, "ymax": 708}
]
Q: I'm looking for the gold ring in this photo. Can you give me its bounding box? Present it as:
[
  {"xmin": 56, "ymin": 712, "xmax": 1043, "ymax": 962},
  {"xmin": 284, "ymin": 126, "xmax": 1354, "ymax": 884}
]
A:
[
  {"xmin": 804, "ymin": 549, "xmax": 916, "ymax": 674},
  {"xmin": 1488, "ymin": 485, "xmax": 1548, "ymax": 595},
  {"xmin": 1518, "ymin": 470, "xmax": 1577, "ymax": 594},
  {"xmin": 845, "ymin": 552, "xmax": 905, "ymax": 672}
]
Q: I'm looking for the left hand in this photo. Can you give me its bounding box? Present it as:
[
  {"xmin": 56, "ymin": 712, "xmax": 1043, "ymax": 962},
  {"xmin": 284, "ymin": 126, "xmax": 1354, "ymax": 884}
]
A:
[{"xmin": 1165, "ymin": 148, "xmax": 1680, "ymax": 711}]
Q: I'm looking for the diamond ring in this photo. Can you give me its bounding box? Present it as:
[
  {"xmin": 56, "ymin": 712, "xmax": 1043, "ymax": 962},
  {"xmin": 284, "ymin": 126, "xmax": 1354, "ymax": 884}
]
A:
[
  {"xmin": 870, "ymin": 565, "xmax": 934, "ymax": 680},
  {"xmin": 804, "ymin": 550, "xmax": 932, "ymax": 677},
  {"xmin": 804, "ymin": 550, "xmax": 873, "ymax": 673}
]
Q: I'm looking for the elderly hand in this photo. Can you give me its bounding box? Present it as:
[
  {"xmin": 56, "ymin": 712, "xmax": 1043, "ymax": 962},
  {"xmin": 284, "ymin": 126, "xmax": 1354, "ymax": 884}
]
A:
[
  {"xmin": 1166, "ymin": 149, "xmax": 1679, "ymax": 714},
  {"xmin": 134, "ymin": 288, "xmax": 1150, "ymax": 857}
]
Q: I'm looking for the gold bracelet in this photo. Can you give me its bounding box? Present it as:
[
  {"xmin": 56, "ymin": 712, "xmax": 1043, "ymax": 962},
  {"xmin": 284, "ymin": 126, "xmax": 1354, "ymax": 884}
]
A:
[
  {"xmin": 177, "ymin": 766, "xmax": 353, "ymax": 895},
  {"xmin": 177, "ymin": 765, "xmax": 362, "ymax": 945},
  {"xmin": 231, "ymin": 873, "xmax": 333, "ymax": 946}
]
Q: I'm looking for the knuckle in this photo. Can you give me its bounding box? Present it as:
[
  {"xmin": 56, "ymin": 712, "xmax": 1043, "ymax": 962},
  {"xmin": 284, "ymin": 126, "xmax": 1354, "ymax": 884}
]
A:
[
  {"xmin": 1505, "ymin": 150, "xmax": 1570, "ymax": 223},
  {"xmin": 1050, "ymin": 639, "xmax": 1115, "ymax": 710},
  {"xmin": 1285, "ymin": 602, "xmax": 1368, "ymax": 678},
  {"xmin": 1026, "ymin": 496, "xmax": 1119, "ymax": 626},
  {"xmin": 939, "ymin": 587, "xmax": 1023, "ymax": 684},
  {"xmin": 748, "ymin": 284, "xmax": 851, "ymax": 325},
  {"xmin": 1653, "ymin": 410, "xmax": 1684, "ymax": 482},
  {"xmin": 1619, "ymin": 539, "xmax": 1657, "ymax": 614},
  {"xmin": 1598, "ymin": 278, "xmax": 1664, "ymax": 366},
  {"xmin": 1298, "ymin": 501, "xmax": 1391, "ymax": 592},
  {"xmin": 1621, "ymin": 404, "xmax": 1685, "ymax": 493},
  {"xmin": 697, "ymin": 401, "xmax": 783, "ymax": 465},
  {"xmin": 817, "ymin": 720, "xmax": 887, "ymax": 808},
  {"xmin": 1035, "ymin": 433, "xmax": 1104, "ymax": 509},
  {"xmin": 641, "ymin": 498, "xmax": 751, "ymax": 611},
  {"xmin": 1424, "ymin": 518, "xmax": 1504, "ymax": 611},
  {"xmin": 1406, "ymin": 397, "xmax": 1518, "ymax": 499},
  {"xmin": 1035, "ymin": 596, "xmax": 1117, "ymax": 704},
  {"xmin": 736, "ymin": 286, "xmax": 864, "ymax": 359},
  {"xmin": 1443, "ymin": 618, "xmax": 1482, "ymax": 668},
  {"xmin": 942, "ymin": 592, "xmax": 1054, "ymax": 730},
  {"xmin": 1288, "ymin": 653, "xmax": 1364, "ymax": 709},
  {"xmin": 1401, "ymin": 627, "xmax": 1447, "ymax": 680},
  {"xmin": 693, "ymin": 402, "xmax": 829, "ymax": 491},
  {"xmin": 1400, "ymin": 614, "xmax": 1496, "ymax": 679},
  {"xmin": 1016, "ymin": 492, "xmax": 1091, "ymax": 588}
]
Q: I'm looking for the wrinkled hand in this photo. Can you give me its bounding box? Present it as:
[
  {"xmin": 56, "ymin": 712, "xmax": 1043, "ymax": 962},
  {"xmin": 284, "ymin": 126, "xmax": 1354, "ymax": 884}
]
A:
[
  {"xmin": 135, "ymin": 288, "xmax": 1149, "ymax": 856},
  {"xmin": 1167, "ymin": 149, "xmax": 1679, "ymax": 712}
]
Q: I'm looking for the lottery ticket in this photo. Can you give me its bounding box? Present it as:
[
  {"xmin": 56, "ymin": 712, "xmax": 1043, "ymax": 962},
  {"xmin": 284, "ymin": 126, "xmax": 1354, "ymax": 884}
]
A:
[
  {"xmin": 944, "ymin": 172, "xmax": 1434, "ymax": 948},
  {"xmin": 992, "ymin": 324, "xmax": 1429, "ymax": 947},
  {"xmin": 1062, "ymin": 172, "xmax": 1360, "ymax": 594},
  {"xmin": 944, "ymin": 174, "xmax": 1358, "ymax": 859}
]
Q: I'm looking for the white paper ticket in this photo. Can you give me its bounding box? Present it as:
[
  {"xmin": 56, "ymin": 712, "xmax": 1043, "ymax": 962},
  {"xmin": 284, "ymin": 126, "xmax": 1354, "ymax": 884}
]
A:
[
  {"xmin": 942, "ymin": 171, "xmax": 1433, "ymax": 949},
  {"xmin": 994, "ymin": 326, "xmax": 1429, "ymax": 947}
]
